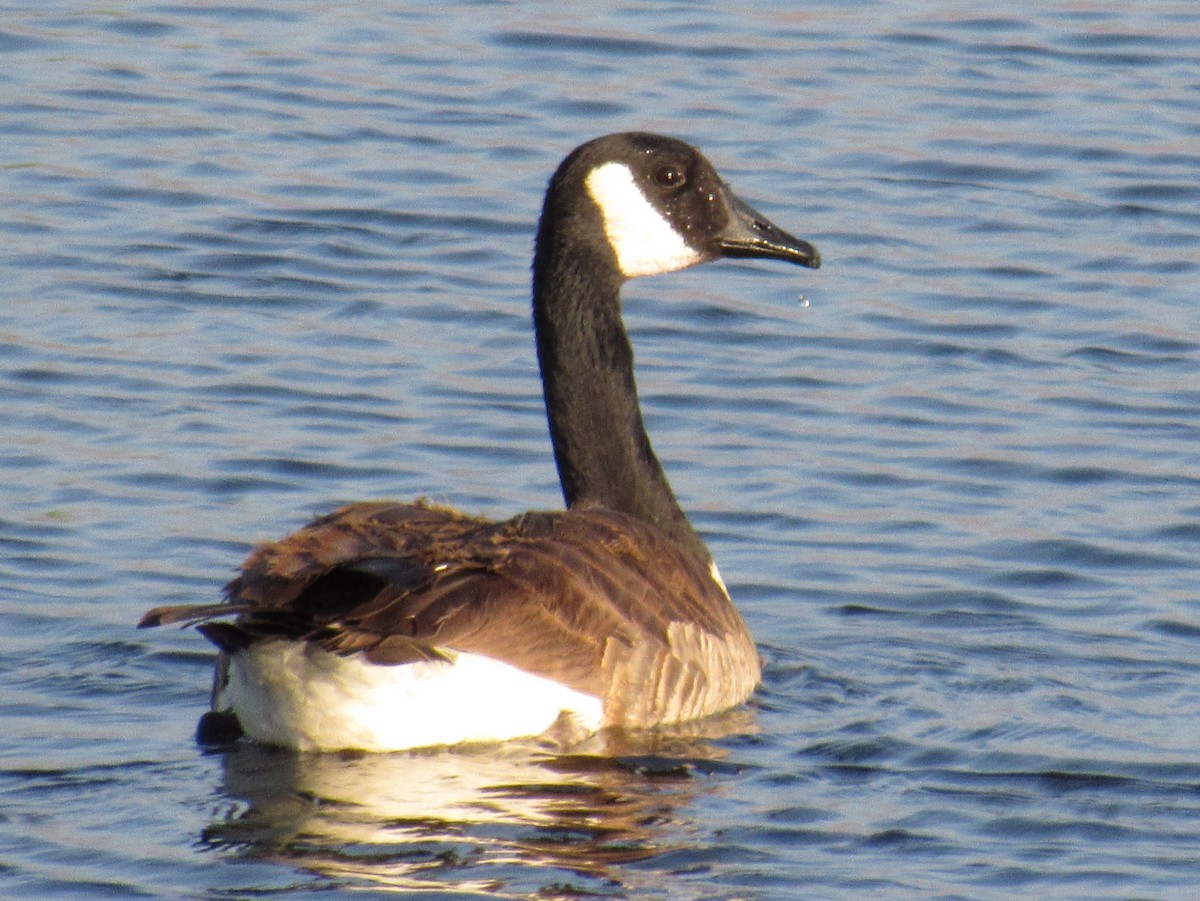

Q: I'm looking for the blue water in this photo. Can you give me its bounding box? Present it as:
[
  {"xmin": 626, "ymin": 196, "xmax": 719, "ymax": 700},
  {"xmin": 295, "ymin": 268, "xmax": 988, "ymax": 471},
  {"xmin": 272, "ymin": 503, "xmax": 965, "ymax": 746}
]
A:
[{"xmin": 3, "ymin": 2, "xmax": 1199, "ymax": 898}]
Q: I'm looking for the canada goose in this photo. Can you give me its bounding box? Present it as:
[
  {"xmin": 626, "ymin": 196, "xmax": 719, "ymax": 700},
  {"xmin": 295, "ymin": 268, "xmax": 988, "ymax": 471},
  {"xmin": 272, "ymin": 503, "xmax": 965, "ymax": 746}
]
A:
[{"xmin": 140, "ymin": 132, "xmax": 820, "ymax": 752}]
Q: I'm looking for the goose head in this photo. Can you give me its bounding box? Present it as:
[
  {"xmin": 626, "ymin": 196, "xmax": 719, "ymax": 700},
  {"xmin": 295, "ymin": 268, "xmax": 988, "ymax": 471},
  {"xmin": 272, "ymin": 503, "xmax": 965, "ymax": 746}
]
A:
[{"xmin": 536, "ymin": 132, "xmax": 820, "ymax": 284}]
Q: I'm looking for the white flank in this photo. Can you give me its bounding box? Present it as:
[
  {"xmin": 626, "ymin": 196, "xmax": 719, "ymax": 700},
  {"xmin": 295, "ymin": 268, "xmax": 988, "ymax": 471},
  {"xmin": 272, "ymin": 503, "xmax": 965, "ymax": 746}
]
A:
[
  {"xmin": 220, "ymin": 641, "xmax": 604, "ymax": 752},
  {"xmin": 585, "ymin": 161, "xmax": 703, "ymax": 277}
]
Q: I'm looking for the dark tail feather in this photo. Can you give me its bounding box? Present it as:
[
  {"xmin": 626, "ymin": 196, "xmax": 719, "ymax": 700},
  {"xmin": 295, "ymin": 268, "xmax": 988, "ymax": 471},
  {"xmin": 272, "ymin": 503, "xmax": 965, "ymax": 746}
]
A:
[
  {"xmin": 138, "ymin": 603, "xmax": 246, "ymax": 629},
  {"xmin": 196, "ymin": 710, "xmax": 243, "ymax": 746}
]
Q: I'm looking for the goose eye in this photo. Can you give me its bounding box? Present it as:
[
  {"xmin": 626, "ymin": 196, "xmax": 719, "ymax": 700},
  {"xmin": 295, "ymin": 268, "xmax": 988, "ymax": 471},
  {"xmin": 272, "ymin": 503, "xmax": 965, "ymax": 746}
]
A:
[{"xmin": 653, "ymin": 165, "xmax": 685, "ymax": 189}]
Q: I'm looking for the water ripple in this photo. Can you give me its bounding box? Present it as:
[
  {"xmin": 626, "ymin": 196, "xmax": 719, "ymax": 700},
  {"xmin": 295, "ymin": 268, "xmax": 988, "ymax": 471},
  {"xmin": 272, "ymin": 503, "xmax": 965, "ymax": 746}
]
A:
[{"xmin": 3, "ymin": 2, "xmax": 1200, "ymax": 899}]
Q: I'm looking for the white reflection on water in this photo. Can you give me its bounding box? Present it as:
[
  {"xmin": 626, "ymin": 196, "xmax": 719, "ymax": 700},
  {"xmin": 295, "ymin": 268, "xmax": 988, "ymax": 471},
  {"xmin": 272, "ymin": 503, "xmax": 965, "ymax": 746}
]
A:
[{"xmin": 203, "ymin": 711, "xmax": 757, "ymax": 895}]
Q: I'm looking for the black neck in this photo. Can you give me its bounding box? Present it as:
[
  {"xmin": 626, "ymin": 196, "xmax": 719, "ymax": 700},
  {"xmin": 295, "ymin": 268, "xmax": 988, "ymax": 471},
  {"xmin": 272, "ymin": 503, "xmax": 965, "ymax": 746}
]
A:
[{"xmin": 532, "ymin": 237, "xmax": 708, "ymax": 562}]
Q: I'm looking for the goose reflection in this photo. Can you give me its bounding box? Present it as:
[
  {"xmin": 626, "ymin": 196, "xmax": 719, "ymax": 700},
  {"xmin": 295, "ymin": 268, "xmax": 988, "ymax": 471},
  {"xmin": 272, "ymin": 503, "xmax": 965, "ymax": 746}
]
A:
[{"xmin": 201, "ymin": 708, "xmax": 756, "ymax": 896}]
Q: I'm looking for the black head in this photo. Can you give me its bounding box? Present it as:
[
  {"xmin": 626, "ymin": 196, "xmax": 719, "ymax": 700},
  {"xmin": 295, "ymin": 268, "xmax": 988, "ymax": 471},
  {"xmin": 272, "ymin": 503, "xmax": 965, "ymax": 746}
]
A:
[{"xmin": 539, "ymin": 132, "xmax": 820, "ymax": 280}]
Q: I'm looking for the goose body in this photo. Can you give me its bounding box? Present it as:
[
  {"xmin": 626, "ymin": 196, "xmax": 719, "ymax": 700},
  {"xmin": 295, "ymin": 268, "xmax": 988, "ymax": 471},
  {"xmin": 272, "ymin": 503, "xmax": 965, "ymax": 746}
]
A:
[{"xmin": 140, "ymin": 133, "xmax": 820, "ymax": 752}]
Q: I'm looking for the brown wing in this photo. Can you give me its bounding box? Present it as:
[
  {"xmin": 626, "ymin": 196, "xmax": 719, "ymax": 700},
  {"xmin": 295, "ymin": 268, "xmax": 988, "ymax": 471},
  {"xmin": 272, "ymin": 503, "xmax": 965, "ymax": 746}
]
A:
[{"xmin": 139, "ymin": 499, "xmax": 760, "ymax": 726}]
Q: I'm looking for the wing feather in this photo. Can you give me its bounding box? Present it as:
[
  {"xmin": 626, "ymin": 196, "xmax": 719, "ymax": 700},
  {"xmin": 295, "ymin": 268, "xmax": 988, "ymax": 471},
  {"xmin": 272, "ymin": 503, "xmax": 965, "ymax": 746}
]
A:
[{"xmin": 139, "ymin": 498, "xmax": 759, "ymax": 725}]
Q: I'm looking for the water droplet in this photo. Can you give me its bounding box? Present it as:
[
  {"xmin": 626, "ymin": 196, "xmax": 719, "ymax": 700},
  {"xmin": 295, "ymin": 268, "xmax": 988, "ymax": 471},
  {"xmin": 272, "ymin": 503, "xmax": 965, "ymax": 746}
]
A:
[{"xmin": 797, "ymin": 295, "xmax": 810, "ymax": 308}]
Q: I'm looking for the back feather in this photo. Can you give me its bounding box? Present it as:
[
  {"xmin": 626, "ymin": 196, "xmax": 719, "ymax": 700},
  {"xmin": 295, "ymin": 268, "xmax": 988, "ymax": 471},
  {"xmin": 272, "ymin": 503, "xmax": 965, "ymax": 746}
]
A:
[{"xmin": 139, "ymin": 499, "xmax": 759, "ymax": 726}]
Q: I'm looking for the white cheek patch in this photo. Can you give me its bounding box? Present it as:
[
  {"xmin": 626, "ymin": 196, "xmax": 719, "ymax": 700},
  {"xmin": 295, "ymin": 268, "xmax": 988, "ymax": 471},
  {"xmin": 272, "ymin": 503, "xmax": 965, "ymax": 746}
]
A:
[{"xmin": 585, "ymin": 161, "xmax": 703, "ymax": 278}]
